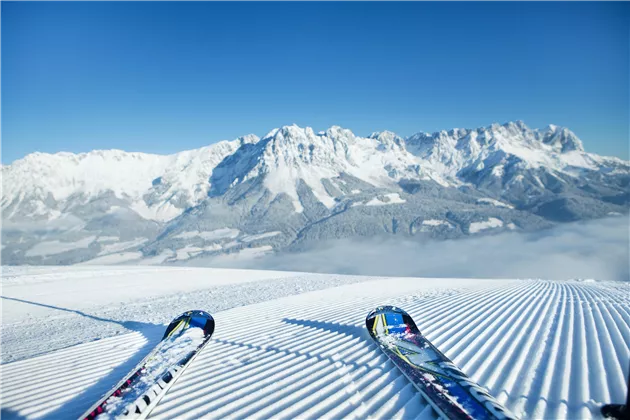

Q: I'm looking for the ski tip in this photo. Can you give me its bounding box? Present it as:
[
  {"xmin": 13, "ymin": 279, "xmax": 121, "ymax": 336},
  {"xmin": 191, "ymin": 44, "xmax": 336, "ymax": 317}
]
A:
[
  {"xmin": 179, "ymin": 310, "xmax": 214, "ymax": 319},
  {"xmin": 365, "ymin": 305, "xmax": 421, "ymax": 337},
  {"xmin": 162, "ymin": 310, "xmax": 215, "ymax": 340},
  {"xmin": 366, "ymin": 305, "xmax": 410, "ymax": 320}
]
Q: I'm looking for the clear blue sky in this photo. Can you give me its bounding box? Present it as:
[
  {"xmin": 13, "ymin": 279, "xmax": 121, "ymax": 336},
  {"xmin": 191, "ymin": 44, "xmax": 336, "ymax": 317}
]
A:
[{"xmin": 2, "ymin": 1, "xmax": 628, "ymax": 164}]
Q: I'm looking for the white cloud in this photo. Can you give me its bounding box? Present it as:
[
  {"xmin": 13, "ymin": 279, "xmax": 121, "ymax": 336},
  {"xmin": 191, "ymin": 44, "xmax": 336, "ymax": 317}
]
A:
[{"xmin": 190, "ymin": 216, "xmax": 629, "ymax": 282}]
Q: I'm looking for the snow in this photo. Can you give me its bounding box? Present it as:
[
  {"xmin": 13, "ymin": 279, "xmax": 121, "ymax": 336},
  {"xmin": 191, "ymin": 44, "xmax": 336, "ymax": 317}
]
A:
[
  {"xmin": 80, "ymin": 252, "xmax": 144, "ymax": 265},
  {"xmin": 477, "ymin": 198, "xmax": 514, "ymax": 209},
  {"xmin": 418, "ymin": 219, "xmax": 454, "ymax": 233},
  {"xmin": 491, "ymin": 165, "xmax": 505, "ymax": 177},
  {"xmin": 241, "ymin": 231, "xmax": 282, "ymax": 243},
  {"xmin": 98, "ymin": 238, "xmax": 148, "ymax": 256},
  {"xmin": 105, "ymin": 206, "xmax": 123, "ymax": 215},
  {"xmin": 1, "ymin": 266, "xmax": 628, "ymax": 420},
  {"xmin": 422, "ymin": 219, "xmax": 450, "ymax": 226},
  {"xmin": 2, "ymin": 137, "xmax": 251, "ymax": 223},
  {"xmin": 0, "ymin": 266, "xmax": 302, "ymax": 318},
  {"xmin": 365, "ymin": 193, "xmax": 406, "ymax": 206},
  {"xmin": 220, "ymin": 245, "xmax": 274, "ymax": 260},
  {"xmin": 139, "ymin": 250, "xmax": 177, "ymax": 265},
  {"xmin": 97, "ymin": 236, "xmax": 119, "ymax": 243},
  {"xmin": 173, "ymin": 244, "xmax": 222, "ymax": 260},
  {"xmin": 311, "ymin": 188, "xmax": 337, "ymax": 209},
  {"xmin": 24, "ymin": 236, "xmax": 96, "ymax": 257},
  {"xmin": 469, "ymin": 218, "xmax": 504, "ymax": 233},
  {"xmin": 130, "ymin": 200, "xmax": 183, "ymax": 223},
  {"xmin": 174, "ymin": 246, "xmax": 205, "ymax": 260},
  {"xmin": 173, "ymin": 228, "xmax": 240, "ymax": 241}
]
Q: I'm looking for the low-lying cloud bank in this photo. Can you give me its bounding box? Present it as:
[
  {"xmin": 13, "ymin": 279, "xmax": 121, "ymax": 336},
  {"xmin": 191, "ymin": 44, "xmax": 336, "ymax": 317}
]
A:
[{"xmin": 194, "ymin": 216, "xmax": 630, "ymax": 281}]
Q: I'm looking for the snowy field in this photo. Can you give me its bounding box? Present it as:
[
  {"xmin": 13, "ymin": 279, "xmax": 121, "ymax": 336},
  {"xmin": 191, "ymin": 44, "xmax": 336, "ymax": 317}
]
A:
[{"xmin": 1, "ymin": 266, "xmax": 629, "ymax": 420}]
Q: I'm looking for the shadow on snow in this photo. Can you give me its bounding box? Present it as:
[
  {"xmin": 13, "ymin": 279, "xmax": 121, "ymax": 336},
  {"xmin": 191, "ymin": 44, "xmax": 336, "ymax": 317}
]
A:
[{"xmin": 1, "ymin": 296, "xmax": 165, "ymax": 420}]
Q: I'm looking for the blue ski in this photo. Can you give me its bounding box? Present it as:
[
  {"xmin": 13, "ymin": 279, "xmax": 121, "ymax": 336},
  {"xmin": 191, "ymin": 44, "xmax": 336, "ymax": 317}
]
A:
[{"xmin": 366, "ymin": 305, "xmax": 515, "ymax": 420}]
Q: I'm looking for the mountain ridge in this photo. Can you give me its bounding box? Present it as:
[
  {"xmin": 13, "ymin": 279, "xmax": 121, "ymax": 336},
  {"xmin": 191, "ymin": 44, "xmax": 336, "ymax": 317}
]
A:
[
  {"xmin": 2, "ymin": 120, "xmax": 628, "ymax": 265},
  {"xmin": 8, "ymin": 119, "xmax": 628, "ymax": 166}
]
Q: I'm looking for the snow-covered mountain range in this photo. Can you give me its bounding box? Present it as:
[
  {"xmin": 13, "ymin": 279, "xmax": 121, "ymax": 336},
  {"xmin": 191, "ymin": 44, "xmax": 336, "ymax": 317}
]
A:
[{"xmin": 2, "ymin": 121, "xmax": 628, "ymax": 265}]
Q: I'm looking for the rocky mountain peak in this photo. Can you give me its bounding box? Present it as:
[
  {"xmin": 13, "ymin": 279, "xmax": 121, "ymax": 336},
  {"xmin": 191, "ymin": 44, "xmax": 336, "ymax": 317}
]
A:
[
  {"xmin": 368, "ymin": 130, "xmax": 405, "ymax": 150},
  {"xmin": 539, "ymin": 125, "xmax": 584, "ymax": 153},
  {"xmin": 237, "ymin": 133, "xmax": 260, "ymax": 146}
]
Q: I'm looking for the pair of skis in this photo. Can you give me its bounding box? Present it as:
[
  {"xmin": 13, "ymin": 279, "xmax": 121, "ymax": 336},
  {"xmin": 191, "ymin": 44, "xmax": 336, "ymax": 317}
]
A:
[{"xmin": 81, "ymin": 306, "xmax": 627, "ymax": 420}]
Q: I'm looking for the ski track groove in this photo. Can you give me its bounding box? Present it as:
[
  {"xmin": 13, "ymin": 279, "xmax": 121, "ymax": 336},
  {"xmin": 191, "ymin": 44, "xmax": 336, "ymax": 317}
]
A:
[
  {"xmin": 1, "ymin": 279, "xmax": 628, "ymax": 420},
  {"xmin": 549, "ymin": 283, "xmax": 575, "ymax": 420},
  {"xmin": 475, "ymin": 281, "xmax": 553, "ymax": 395},
  {"xmin": 488, "ymin": 280, "xmax": 560, "ymax": 412},
  {"xmin": 507, "ymin": 281, "xmax": 561, "ymax": 417},
  {"xmin": 578, "ymin": 285, "xmax": 626, "ymax": 403},
  {"xmin": 419, "ymin": 282, "xmax": 534, "ymax": 340},
  {"xmin": 437, "ymin": 283, "xmax": 539, "ymax": 366},
  {"xmin": 458, "ymin": 281, "xmax": 546, "ymax": 374},
  {"xmin": 413, "ymin": 403, "xmax": 438, "ymax": 420},
  {"xmin": 2, "ymin": 335, "xmax": 147, "ymax": 404},
  {"xmin": 574, "ymin": 286, "xmax": 605, "ymax": 403},
  {"xmin": 223, "ymin": 337, "xmax": 374, "ymax": 419},
  {"xmin": 427, "ymin": 282, "xmax": 536, "ymax": 354},
  {"xmin": 570, "ymin": 285, "xmax": 590, "ymax": 419}
]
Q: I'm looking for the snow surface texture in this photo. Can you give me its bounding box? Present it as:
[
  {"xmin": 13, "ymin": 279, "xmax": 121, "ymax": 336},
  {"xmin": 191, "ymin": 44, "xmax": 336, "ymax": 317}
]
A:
[
  {"xmin": 2, "ymin": 121, "xmax": 628, "ymax": 265},
  {"xmin": 1, "ymin": 267, "xmax": 629, "ymax": 420},
  {"xmin": 1, "ymin": 266, "xmax": 376, "ymax": 363}
]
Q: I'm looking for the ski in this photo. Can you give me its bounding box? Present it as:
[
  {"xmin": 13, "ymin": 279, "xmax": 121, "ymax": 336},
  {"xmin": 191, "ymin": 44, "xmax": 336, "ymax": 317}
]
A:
[
  {"xmin": 601, "ymin": 370, "xmax": 629, "ymax": 419},
  {"xmin": 602, "ymin": 404, "xmax": 629, "ymax": 420},
  {"xmin": 81, "ymin": 310, "xmax": 215, "ymax": 420},
  {"xmin": 366, "ymin": 305, "xmax": 515, "ymax": 420}
]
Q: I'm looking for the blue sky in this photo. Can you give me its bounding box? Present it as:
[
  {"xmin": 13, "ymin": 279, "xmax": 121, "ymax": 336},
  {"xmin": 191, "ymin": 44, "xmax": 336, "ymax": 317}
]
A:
[{"xmin": 2, "ymin": 1, "xmax": 628, "ymax": 164}]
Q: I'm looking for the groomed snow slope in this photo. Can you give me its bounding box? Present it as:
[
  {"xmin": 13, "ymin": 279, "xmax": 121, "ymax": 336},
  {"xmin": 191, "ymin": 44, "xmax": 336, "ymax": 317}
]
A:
[{"xmin": 1, "ymin": 267, "xmax": 629, "ymax": 420}]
